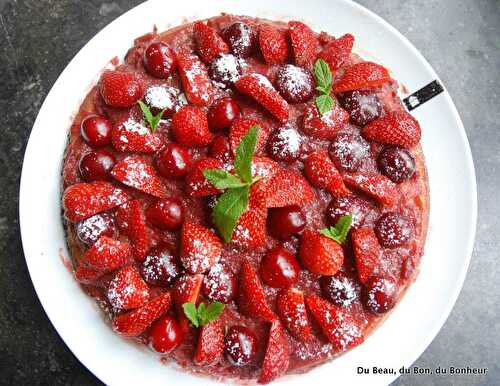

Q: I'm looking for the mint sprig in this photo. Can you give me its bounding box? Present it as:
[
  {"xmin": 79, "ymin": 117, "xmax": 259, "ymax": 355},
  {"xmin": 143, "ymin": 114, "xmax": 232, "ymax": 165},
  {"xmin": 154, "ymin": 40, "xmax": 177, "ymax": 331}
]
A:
[
  {"xmin": 202, "ymin": 126, "xmax": 261, "ymax": 243},
  {"xmin": 137, "ymin": 100, "xmax": 164, "ymax": 133},
  {"xmin": 182, "ymin": 301, "xmax": 225, "ymax": 327},
  {"xmin": 313, "ymin": 59, "xmax": 335, "ymax": 116},
  {"xmin": 320, "ymin": 214, "xmax": 352, "ymax": 244}
]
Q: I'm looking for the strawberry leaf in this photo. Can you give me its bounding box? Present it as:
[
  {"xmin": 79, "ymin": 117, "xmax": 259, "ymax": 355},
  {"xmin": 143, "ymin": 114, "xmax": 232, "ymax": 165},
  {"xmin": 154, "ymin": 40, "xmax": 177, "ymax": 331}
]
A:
[
  {"xmin": 319, "ymin": 214, "xmax": 352, "ymax": 244},
  {"xmin": 212, "ymin": 185, "xmax": 250, "ymax": 243},
  {"xmin": 182, "ymin": 302, "xmax": 199, "ymax": 327},
  {"xmin": 138, "ymin": 100, "xmax": 164, "ymax": 133},
  {"xmin": 234, "ymin": 126, "xmax": 259, "ymax": 183}
]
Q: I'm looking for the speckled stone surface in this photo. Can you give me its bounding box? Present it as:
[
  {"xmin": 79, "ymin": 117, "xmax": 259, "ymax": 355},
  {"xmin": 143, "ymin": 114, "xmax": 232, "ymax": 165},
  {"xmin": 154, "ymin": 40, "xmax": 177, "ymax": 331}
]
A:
[{"xmin": 0, "ymin": 0, "xmax": 498, "ymax": 385}]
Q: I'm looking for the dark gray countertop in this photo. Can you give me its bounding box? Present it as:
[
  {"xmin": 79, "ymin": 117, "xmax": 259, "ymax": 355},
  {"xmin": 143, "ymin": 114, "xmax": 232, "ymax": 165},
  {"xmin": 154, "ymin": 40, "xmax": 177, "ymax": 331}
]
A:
[{"xmin": 1, "ymin": 1, "xmax": 498, "ymax": 385}]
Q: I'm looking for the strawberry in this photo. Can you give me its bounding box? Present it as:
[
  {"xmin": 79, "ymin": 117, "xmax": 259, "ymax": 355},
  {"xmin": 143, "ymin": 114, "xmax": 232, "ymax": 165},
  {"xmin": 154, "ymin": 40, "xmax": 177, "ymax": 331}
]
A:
[
  {"xmin": 238, "ymin": 260, "xmax": 277, "ymax": 321},
  {"xmin": 180, "ymin": 223, "xmax": 222, "ymax": 274},
  {"xmin": 235, "ymin": 73, "xmax": 289, "ymax": 123},
  {"xmin": 82, "ymin": 235, "xmax": 131, "ymax": 272},
  {"xmin": 172, "ymin": 106, "xmax": 213, "ymax": 147},
  {"xmin": 193, "ymin": 21, "xmax": 229, "ymax": 63},
  {"xmin": 107, "ymin": 266, "xmax": 150, "ymax": 310},
  {"xmin": 258, "ymin": 24, "xmax": 289, "ymax": 64},
  {"xmin": 258, "ymin": 321, "xmax": 290, "ymax": 384},
  {"xmin": 229, "ymin": 118, "xmax": 270, "ymax": 155},
  {"xmin": 194, "ymin": 319, "xmax": 224, "ymax": 366},
  {"xmin": 111, "ymin": 113, "xmax": 163, "ymax": 153},
  {"xmin": 303, "ymin": 150, "xmax": 350, "ymax": 197},
  {"xmin": 251, "ymin": 157, "xmax": 280, "ymax": 180},
  {"xmin": 299, "ymin": 230, "xmax": 344, "ymax": 275},
  {"xmin": 177, "ymin": 51, "xmax": 214, "ymax": 105},
  {"xmin": 111, "ymin": 156, "xmax": 166, "ymax": 198},
  {"xmin": 185, "ymin": 158, "xmax": 223, "ymax": 197},
  {"xmin": 362, "ymin": 111, "xmax": 421, "ymax": 148},
  {"xmin": 334, "ymin": 61, "xmax": 391, "ymax": 93},
  {"xmin": 172, "ymin": 274, "xmax": 203, "ymax": 331},
  {"xmin": 112, "ymin": 292, "xmax": 172, "ymax": 336},
  {"xmin": 74, "ymin": 264, "xmax": 103, "ymax": 284},
  {"xmin": 302, "ymin": 101, "xmax": 349, "ymax": 140},
  {"xmin": 288, "ymin": 21, "xmax": 318, "ymax": 68},
  {"xmin": 276, "ymin": 288, "xmax": 313, "ymax": 342},
  {"xmin": 262, "ymin": 168, "xmax": 314, "ymax": 208},
  {"xmin": 99, "ymin": 70, "xmax": 143, "ymax": 108},
  {"xmin": 115, "ymin": 200, "xmax": 151, "ymax": 261},
  {"xmin": 305, "ymin": 294, "xmax": 363, "ymax": 351},
  {"xmin": 343, "ymin": 172, "xmax": 398, "ymax": 206},
  {"xmin": 63, "ymin": 181, "xmax": 129, "ymax": 222},
  {"xmin": 318, "ymin": 33, "xmax": 355, "ymax": 71},
  {"xmin": 352, "ymin": 227, "xmax": 382, "ymax": 284}
]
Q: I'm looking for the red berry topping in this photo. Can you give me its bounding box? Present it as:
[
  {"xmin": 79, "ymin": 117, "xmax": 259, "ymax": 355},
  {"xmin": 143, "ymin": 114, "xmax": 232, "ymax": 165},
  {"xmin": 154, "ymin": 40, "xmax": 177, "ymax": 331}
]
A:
[
  {"xmin": 202, "ymin": 263, "xmax": 238, "ymax": 303},
  {"xmin": 82, "ymin": 235, "xmax": 131, "ymax": 272},
  {"xmin": 107, "ymin": 266, "xmax": 150, "ymax": 310},
  {"xmin": 193, "ymin": 21, "xmax": 229, "ymax": 63},
  {"xmin": 74, "ymin": 265, "xmax": 102, "ymax": 284},
  {"xmin": 115, "ymin": 199, "xmax": 151, "ymax": 262},
  {"xmin": 185, "ymin": 158, "xmax": 223, "ymax": 197},
  {"xmin": 146, "ymin": 198, "xmax": 184, "ymax": 231},
  {"xmin": 144, "ymin": 85, "xmax": 178, "ymax": 117},
  {"xmin": 300, "ymin": 229, "xmax": 344, "ymax": 275},
  {"xmin": 363, "ymin": 111, "xmax": 421, "ymax": 149},
  {"xmin": 338, "ymin": 90, "xmax": 382, "ymax": 126},
  {"xmin": 194, "ymin": 319, "xmax": 225, "ymax": 366},
  {"xmin": 375, "ymin": 212, "xmax": 414, "ymax": 248},
  {"xmin": 172, "ymin": 274, "xmax": 203, "ymax": 332},
  {"xmin": 329, "ymin": 132, "xmax": 370, "ymax": 173},
  {"xmin": 352, "ymin": 227, "xmax": 382, "ymax": 284},
  {"xmin": 343, "ymin": 172, "xmax": 398, "ymax": 206},
  {"xmin": 79, "ymin": 149, "xmax": 116, "ymax": 182},
  {"xmin": 180, "ymin": 223, "xmax": 222, "ymax": 274},
  {"xmin": 268, "ymin": 205, "xmax": 306, "ymax": 240},
  {"xmin": 302, "ymin": 102, "xmax": 349, "ymax": 140},
  {"xmin": 288, "ymin": 21, "xmax": 318, "ymax": 68},
  {"xmin": 208, "ymin": 97, "xmax": 241, "ymax": 130},
  {"xmin": 304, "ymin": 150, "xmax": 350, "ymax": 197},
  {"xmin": 262, "ymin": 168, "xmax": 314, "ymax": 208},
  {"xmin": 172, "ymin": 106, "xmax": 213, "ymax": 147},
  {"xmin": 275, "ymin": 64, "xmax": 314, "ymax": 103},
  {"xmin": 111, "ymin": 114, "xmax": 163, "ymax": 153},
  {"xmin": 260, "ymin": 246, "xmax": 301, "ymax": 288},
  {"xmin": 318, "ymin": 33, "xmax": 354, "ymax": 71},
  {"xmin": 148, "ymin": 315, "xmax": 184, "ymax": 353},
  {"xmin": 377, "ymin": 146, "xmax": 416, "ymax": 183},
  {"xmin": 140, "ymin": 246, "xmax": 181, "ymax": 287},
  {"xmin": 155, "ymin": 143, "xmax": 191, "ymax": 179},
  {"xmin": 76, "ymin": 212, "xmax": 117, "ymax": 246},
  {"xmin": 229, "ymin": 118, "xmax": 269, "ymax": 155},
  {"xmin": 334, "ymin": 62, "xmax": 391, "ymax": 93},
  {"xmin": 363, "ymin": 275, "xmax": 398, "ymax": 314},
  {"xmin": 266, "ymin": 127, "xmax": 302, "ymax": 163},
  {"xmin": 221, "ymin": 22, "xmax": 256, "ymax": 58},
  {"xmin": 326, "ymin": 195, "xmax": 373, "ymax": 230},
  {"xmin": 209, "ymin": 53, "xmax": 242, "ymax": 86},
  {"xmin": 320, "ymin": 272, "xmax": 359, "ymax": 307},
  {"xmin": 276, "ymin": 288, "xmax": 313, "ymax": 342},
  {"xmin": 99, "ymin": 70, "xmax": 142, "ymax": 108},
  {"xmin": 259, "ymin": 321, "xmax": 290, "ymax": 384},
  {"xmin": 143, "ymin": 42, "xmax": 177, "ymax": 78},
  {"xmin": 177, "ymin": 51, "xmax": 214, "ymax": 106},
  {"xmin": 224, "ymin": 326, "xmax": 258, "ymax": 366},
  {"xmin": 80, "ymin": 115, "xmax": 112, "ymax": 147},
  {"xmin": 258, "ymin": 24, "xmax": 289, "ymax": 65},
  {"xmin": 209, "ymin": 135, "xmax": 233, "ymax": 164}
]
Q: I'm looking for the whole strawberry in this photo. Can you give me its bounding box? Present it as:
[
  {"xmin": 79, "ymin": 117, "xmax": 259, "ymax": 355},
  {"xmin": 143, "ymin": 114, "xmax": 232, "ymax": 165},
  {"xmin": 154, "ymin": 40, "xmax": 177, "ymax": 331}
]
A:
[{"xmin": 99, "ymin": 70, "xmax": 143, "ymax": 108}]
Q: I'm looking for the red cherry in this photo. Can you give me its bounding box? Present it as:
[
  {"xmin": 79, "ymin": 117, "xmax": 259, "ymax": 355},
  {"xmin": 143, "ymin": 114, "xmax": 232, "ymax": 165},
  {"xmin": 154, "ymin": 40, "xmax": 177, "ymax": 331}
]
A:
[
  {"xmin": 326, "ymin": 195, "xmax": 373, "ymax": 229},
  {"xmin": 320, "ymin": 271, "xmax": 359, "ymax": 307},
  {"xmin": 266, "ymin": 127, "xmax": 302, "ymax": 163},
  {"xmin": 208, "ymin": 97, "xmax": 241, "ymax": 131},
  {"xmin": 224, "ymin": 326, "xmax": 257, "ymax": 366},
  {"xmin": 275, "ymin": 64, "xmax": 314, "ymax": 104},
  {"xmin": 329, "ymin": 132, "xmax": 370, "ymax": 173},
  {"xmin": 338, "ymin": 90, "xmax": 382, "ymax": 127},
  {"xmin": 363, "ymin": 275, "xmax": 398, "ymax": 314},
  {"xmin": 221, "ymin": 22, "xmax": 256, "ymax": 58},
  {"xmin": 268, "ymin": 205, "xmax": 306, "ymax": 240},
  {"xmin": 80, "ymin": 115, "xmax": 112, "ymax": 147},
  {"xmin": 155, "ymin": 143, "xmax": 191, "ymax": 179},
  {"xmin": 209, "ymin": 54, "xmax": 242, "ymax": 86},
  {"xmin": 140, "ymin": 246, "xmax": 181, "ymax": 287},
  {"xmin": 202, "ymin": 263, "xmax": 238, "ymax": 303},
  {"xmin": 79, "ymin": 149, "xmax": 116, "ymax": 182},
  {"xmin": 209, "ymin": 135, "xmax": 233, "ymax": 163},
  {"xmin": 146, "ymin": 198, "xmax": 184, "ymax": 231},
  {"xmin": 375, "ymin": 212, "xmax": 413, "ymax": 248},
  {"xmin": 260, "ymin": 246, "xmax": 301, "ymax": 288},
  {"xmin": 75, "ymin": 212, "xmax": 116, "ymax": 246},
  {"xmin": 143, "ymin": 42, "xmax": 177, "ymax": 79},
  {"xmin": 144, "ymin": 84, "xmax": 178, "ymax": 117},
  {"xmin": 377, "ymin": 146, "xmax": 416, "ymax": 183},
  {"xmin": 148, "ymin": 315, "xmax": 184, "ymax": 353}
]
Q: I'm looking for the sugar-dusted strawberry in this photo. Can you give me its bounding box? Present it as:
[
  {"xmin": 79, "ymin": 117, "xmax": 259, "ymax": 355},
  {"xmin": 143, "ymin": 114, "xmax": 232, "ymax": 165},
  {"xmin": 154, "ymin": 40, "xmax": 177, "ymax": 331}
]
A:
[
  {"xmin": 172, "ymin": 274, "xmax": 203, "ymax": 331},
  {"xmin": 180, "ymin": 223, "xmax": 222, "ymax": 274},
  {"xmin": 194, "ymin": 319, "xmax": 225, "ymax": 366},
  {"xmin": 229, "ymin": 118, "xmax": 270, "ymax": 155},
  {"xmin": 82, "ymin": 235, "xmax": 131, "ymax": 272},
  {"xmin": 334, "ymin": 62, "xmax": 391, "ymax": 93},
  {"xmin": 302, "ymin": 101, "xmax": 349, "ymax": 140},
  {"xmin": 262, "ymin": 168, "xmax": 314, "ymax": 208},
  {"xmin": 259, "ymin": 320, "xmax": 290, "ymax": 384},
  {"xmin": 305, "ymin": 294, "xmax": 363, "ymax": 351},
  {"xmin": 63, "ymin": 181, "xmax": 129, "ymax": 222},
  {"xmin": 343, "ymin": 172, "xmax": 398, "ymax": 206},
  {"xmin": 193, "ymin": 21, "xmax": 229, "ymax": 63},
  {"xmin": 111, "ymin": 156, "xmax": 166, "ymax": 198},
  {"xmin": 238, "ymin": 260, "xmax": 277, "ymax": 321},
  {"xmin": 177, "ymin": 51, "xmax": 214, "ymax": 105},
  {"xmin": 318, "ymin": 33, "xmax": 355, "ymax": 71},
  {"xmin": 113, "ymin": 292, "xmax": 172, "ymax": 336},
  {"xmin": 111, "ymin": 113, "xmax": 163, "ymax": 153},
  {"xmin": 235, "ymin": 74, "xmax": 289, "ymax": 123},
  {"xmin": 276, "ymin": 288, "xmax": 313, "ymax": 342},
  {"xmin": 99, "ymin": 70, "xmax": 143, "ymax": 108},
  {"xmin": 251, "ymin": 156, "xmax": 280, "ymax": 180},
  {"xmin": 352, "ymin": 227, "xmax": 382, "ymax": 284},
  {"xmin": 185, "ymin": 158, "xmax": 223, "ymax": 197},
  {"xmin": 172, "ymin": 105, "xmax": 213, "ymax": 148},
  {"xmin": 115, "ymin": 200, "xmax": 151, "ymax": 261},
  {"xmin": 299, "ymin": 230, "xmax": 344, "ymax": 275},
  {"xmin": 362, "ymin": 111, "xmax": 421, "ymax": 148},
  {"xmin": 74, "ymin": 264, "xmax": 103, "ymax": 284},
  {"xmin": 288, "ymin": 21, "xmax": 318, "ymax": 68},
  {"xmin": 304, "ymin": 150, "xmax": 350, "ymax": 197},
  {"xmin": 107, "ymin": 266, "xmax": 150, "ymax": 310},
  {"xmin": 258, "ymin": 24, "xmax": 289, "ymax": 65}
]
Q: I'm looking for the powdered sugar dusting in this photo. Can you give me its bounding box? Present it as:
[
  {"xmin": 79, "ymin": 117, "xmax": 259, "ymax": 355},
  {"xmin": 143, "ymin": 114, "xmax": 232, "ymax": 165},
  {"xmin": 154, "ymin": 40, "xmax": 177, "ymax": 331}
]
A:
[{"xmin": 144, "ymin": 85, "xmax": 178, "ymax": 111}]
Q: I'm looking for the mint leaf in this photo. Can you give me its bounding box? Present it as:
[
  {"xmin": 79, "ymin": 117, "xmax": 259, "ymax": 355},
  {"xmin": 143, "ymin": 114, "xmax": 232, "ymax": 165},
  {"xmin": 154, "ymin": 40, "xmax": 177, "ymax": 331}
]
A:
[
  {"xmin": 183, "ymin": 301, "xmax": 225, "ymax": 328},
  {"xmin": 137, "ymin": 100, "xmax": 164, "ymax": 133},
  {"xmin": 319, "ymin": 214, "xmax": 352, "ymax": 244},
  {"xmin": 234, "ymin": 126, "xmax": 259, "ymax": 183},
  {"xmin": 316, "ymin": 94, "xmax": 334, "ymax": 116},
  {"xmin": 182, "ymin": 302, "xmax": 199, "ymax": 327},
  {"xmin": 203, "ymin": 169, "xmax": 248, "ymax": 189},
  {"xmin": 204, "ymin": 301, "xmax": 225, "ymax": 323},
  {"xmin": 212, "ymin": 185, "xmax": 249, "ymax": 243},
  {"xmin": 314, "ymin": 59, "xmax": 333, "ymax": 94}
]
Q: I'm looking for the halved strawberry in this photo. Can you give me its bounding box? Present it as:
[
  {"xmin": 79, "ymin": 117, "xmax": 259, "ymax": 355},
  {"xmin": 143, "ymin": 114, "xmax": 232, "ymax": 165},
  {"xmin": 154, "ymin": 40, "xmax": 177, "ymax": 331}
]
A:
[
  {"xmin": 318, "ymin": 33, "xmax": 355, "ymax": 71},
  {"xmin": 362, "ymin": 111, "xmax": 421, "ymax": 148},
  {"xmin": 262, "ymin": 168, "xmax": 314, "ymax": 208},
  {"xmin": 352, "ymin": 227, "xmax": 382, "ymax": 284},
  {"xmin": 288, "ymin": 21, "xmax": 318, "ymax": 68},
  {"xmin": 172, "ymin": 274, "xmax": 203, "ymax": 331},
  {"xmin": 235, "ymin": 73, "xmax": 289, "ymax": 123},
  {"xmin": 238, "ymin": 260, "xmax": 277, "ymax": 321},
  {"xmin": 305, "ymin": 294, "xmax": 363, "ymax": 351},
  {"xmin": 258, "ymin": 320, "xmax": 290, "ymax": 384},
  {"xmin": 304, "ymin": 150, "xmax": 350, "ymax": 197},
  {"xmin": 193, "ymin": 21, "xmax": 229, "ymax": 63},
  {"xmin": 251, "ymin": 157, "xmax": 280, "ymax": 180},
  {"xmin": 74, "ymin": 264, "xmax": 103, "ymax": 284},
  {"xmin": 82, "ymin": 235, "xmax": 131, "ymax": 272},
  {"xmin": 115, "ymin": 200, "xmax": 151, "ymax": 261},
  {"xmin": 194, "ymin": 319, "xmax": 225, "ymax": 366},
  {"xmin": 111, "ymin": 156, "xmax": 166, "ymax": 198},
  {"xmin": 99, "ymin": 70, "xmax": 143, "ymax": 108},
  {"xmin": 185, "ymin": 158, "xmax": 223, "ymax": 197},
  {"xmin": 63, "ymin": 181, "xmax": 129, "ymax": 222},
  {"xmin": 177, "ymin": 51, "xmax": 214, "ymax": 105},
  {"xmin": 172, "ymin": 106, "xmax": 213, "ymax": 148},
  {"xmin": 107, "ymin": 266, "xmax": 150, "ymax": 310},
  {"xmin": 276, "ymin": 288, "xmax": 313, "ymax": 342},
  {"xmin": 343, "ymin": 172, "xmax": 398, "ymax": 206},
  {"xmin": 299, "ymin": 230, "xmax": 344, "ymax": 275},
  {"xmin": 258, "ymin": 24, "xmax": 289, "ymax": 64},
  {"xmin": 229, "ymin": 118, "xmax": 270, "ymax": 155},
  {"xmin": 180, "ymin": 223, "xmax": 222, "ymax": 274},
  {"xmin": 334, "ymin": 62, "xmax": 391, "ymax": 93},
  {"xmin": 111, "ymin": 113, "xmax": 163, "ymax": 153},
  {"xmin": 302, "ymin": 101, "xmax": 349, "ymax": 140},
  {"xmin": 112, "ymin": 292, "xmax": 172, "ymax": 337}
]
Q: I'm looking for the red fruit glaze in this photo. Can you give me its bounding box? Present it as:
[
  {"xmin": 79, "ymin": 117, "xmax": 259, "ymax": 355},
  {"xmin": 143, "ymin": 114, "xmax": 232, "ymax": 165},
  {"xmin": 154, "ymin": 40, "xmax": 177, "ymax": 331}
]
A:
[
  {"xmin": 224, "ymin": 326, "xmax": 258, "ymax": 366},
  {"xmin": 260, "ymin": 246, "xmax": 301, "ymax": 288},
  {"xmin": 155, "ymin": 143, "xmax": 192, "ymax": 179},
  {"xmin": 148, "ymin": 315, "xmax": 184, "ymax": 353},
  {"xmin": 143, "ymin": 42, "xmax": 177, "ymax": 78},
  {"xmin": 146, "ymin": 198, "xmax": 184, "ymax": 231},
  {"xmin": 79, "ymin": 149, "xmax": 116, "ymax": 182},
  {"xmin": 80, "ymin": 115, "xmax": 112, "ymax": 147}
]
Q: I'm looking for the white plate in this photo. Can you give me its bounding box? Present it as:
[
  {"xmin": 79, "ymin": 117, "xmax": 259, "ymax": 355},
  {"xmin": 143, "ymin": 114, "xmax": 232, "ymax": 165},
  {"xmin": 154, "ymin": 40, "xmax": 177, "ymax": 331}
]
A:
[{"xmin": 19, "ymin": 0, "xmax": 477, "ymax": 385}]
